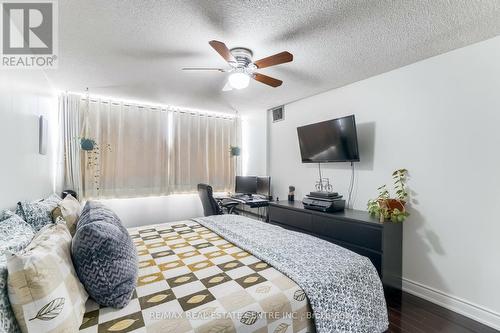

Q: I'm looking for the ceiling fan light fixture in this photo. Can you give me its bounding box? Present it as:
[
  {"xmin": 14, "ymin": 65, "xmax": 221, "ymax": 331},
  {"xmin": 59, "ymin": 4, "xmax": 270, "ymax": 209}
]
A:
[
  {"xmin": 184, "ymin": 40, "xmax": 292, "ymax": 90},
  {"xmin": 228, "ymin": 72, "xmax": 250, "ymax": 89}
]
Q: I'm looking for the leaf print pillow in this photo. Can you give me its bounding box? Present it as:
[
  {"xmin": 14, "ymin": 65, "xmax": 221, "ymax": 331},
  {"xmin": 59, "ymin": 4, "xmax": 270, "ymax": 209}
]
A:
[{"xmin": 7, "ymin": 223, "xmax": 88, "ymax": 333}]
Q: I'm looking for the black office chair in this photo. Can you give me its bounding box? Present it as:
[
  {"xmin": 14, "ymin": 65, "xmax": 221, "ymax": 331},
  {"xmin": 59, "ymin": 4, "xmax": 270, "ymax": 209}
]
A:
[{"xmin": 197, "ymin": 184, "xmax": 239, "ymax": 216}]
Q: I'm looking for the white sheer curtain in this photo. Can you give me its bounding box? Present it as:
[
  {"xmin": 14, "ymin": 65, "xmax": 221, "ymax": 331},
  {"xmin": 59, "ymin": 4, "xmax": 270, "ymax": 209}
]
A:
[
  {"xmin": 59, "ymin": 93, "xmax": 238, "ymax": 199},
  {"xmin": 82, "ymin": 99, "xmax": 171, "ymax": 198},
  {"xmin": 169, "ymin": 110, "xmax": 236, "ymax": 193},
  {"xmin": 57, "ymin": 94, "xmax": 82, "ymax": 198}
]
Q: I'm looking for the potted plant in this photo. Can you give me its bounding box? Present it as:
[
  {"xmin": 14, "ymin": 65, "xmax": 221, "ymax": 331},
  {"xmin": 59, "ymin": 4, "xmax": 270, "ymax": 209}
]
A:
[{"xmin": 367, "ymin": 169, "xmax": 410, "ymax": 223}]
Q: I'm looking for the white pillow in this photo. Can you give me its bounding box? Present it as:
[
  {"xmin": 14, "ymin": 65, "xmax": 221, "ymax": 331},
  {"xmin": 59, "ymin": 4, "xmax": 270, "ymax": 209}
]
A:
[
  {"xmin": 7, "ymin": 223, "xmax": 88, "ymax": 333},
  {"xmin": 53, "ymin": 195, "xmax": 81, "ymax": 236}
]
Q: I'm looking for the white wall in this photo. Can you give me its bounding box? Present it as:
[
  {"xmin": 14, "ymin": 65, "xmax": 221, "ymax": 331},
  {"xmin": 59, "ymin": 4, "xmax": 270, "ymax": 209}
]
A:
[
  {"xmin": 268, "ymin": 36, "xmax": 500, "ymax": 329},
  {"xmin": 98, "ymin": 194, "xmax": 203, "ymax": 228},
  {"xmin": 241, "ymin": 110, "xmax": 267, "ymax": 176},
  {"xmin": 0, "ymin": 72, "xmax": 58, "ymax": 210}
]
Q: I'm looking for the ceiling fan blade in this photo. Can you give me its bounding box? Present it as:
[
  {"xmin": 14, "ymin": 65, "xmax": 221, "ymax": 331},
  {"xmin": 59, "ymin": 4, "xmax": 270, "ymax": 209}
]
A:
[
  {"xmin": 253, "ymin": 73, "xmax": 283, "ymax": 87},
  {"xmin": 209, "ymin": 40, "xmax": 237, "ymax": 66},
  {"xmin": 254, "ymin": 51, "xmax": 293, "ymax": 69},
  {"xmin": 182, "ymin": 67, "xmax": 226, "ymax": 72}
]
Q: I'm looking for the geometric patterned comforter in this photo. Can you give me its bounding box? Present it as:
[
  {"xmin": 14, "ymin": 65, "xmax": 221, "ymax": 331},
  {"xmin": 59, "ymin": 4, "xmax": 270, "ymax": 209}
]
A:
[{"xmin": 79, "ymin": 220, "xmax": 315, "ymax": 333}]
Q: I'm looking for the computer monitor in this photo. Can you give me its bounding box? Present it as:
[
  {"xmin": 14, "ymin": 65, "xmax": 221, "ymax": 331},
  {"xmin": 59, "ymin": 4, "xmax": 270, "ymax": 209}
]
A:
[
  {"xmin": 235, "ymin": 176, "xmax": 257, "ymax": 194},
  {"xmin": 257, "ymin": 176, "xmax": 271, "ymax": 198}
]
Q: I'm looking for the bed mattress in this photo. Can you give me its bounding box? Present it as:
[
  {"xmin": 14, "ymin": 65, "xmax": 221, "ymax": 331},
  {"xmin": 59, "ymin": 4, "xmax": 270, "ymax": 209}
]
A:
[{"xmin": 79, "ymin": 220, "xmax": 314, "ymax": 333}]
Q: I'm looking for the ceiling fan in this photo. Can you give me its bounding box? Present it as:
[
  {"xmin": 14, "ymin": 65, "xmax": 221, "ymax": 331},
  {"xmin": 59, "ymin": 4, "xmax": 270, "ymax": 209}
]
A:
[{"xmin": 182, "ymin": 40, "xmax": 293, "ymax": 91}]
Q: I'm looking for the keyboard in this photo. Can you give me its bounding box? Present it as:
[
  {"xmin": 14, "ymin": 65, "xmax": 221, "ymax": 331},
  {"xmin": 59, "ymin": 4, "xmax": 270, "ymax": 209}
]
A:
[{"xmin": 232, "ymin": 194, "xmax": 268, "ymax": 201}]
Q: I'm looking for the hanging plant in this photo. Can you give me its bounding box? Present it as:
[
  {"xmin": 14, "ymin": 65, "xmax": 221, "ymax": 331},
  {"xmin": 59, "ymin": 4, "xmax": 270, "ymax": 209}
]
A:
[
  {"xmin": 78, "ymin": 89, "xmax": 112, "ymax": 193},
  {"xmin": 367, "ymin": 169, "xmax": 410, "ymax": 223},
  {"xmin": 78, "ymin": 136, "xmax": 112, "ymax": 192},
  {"xmin": 230, "ymin": 145, "xmax": 241, "ymax": 157}
]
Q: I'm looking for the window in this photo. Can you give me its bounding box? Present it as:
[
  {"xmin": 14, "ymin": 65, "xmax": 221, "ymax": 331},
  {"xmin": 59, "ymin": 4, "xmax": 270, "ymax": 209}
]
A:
[{"xmin": 59, "ymin": 94, "xmax": 238, "ymax": 199}]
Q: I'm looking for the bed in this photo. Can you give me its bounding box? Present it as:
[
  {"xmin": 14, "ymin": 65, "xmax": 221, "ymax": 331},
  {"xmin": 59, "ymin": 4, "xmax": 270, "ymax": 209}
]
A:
[{"xmin": 79, "ymin": 215, "xmax": 388, "ymax": 333}]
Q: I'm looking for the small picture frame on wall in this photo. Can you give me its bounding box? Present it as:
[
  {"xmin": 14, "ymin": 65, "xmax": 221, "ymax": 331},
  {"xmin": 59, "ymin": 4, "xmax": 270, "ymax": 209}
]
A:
[{"xmin": 39, "ymin": 115, "xmax": 48, "ymax": 155}]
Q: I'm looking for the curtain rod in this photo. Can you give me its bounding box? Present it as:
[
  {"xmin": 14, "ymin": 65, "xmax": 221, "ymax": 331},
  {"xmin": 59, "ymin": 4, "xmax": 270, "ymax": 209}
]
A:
[{"xmin": 79, "ymin": 97, "xmax": 236, "ymax": 120}]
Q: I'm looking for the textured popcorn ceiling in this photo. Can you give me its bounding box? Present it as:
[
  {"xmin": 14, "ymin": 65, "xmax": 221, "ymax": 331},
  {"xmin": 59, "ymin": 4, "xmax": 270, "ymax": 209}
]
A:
[{"xmin": 47, "ymin": 0, "xmax": 500, "ymax": 113}]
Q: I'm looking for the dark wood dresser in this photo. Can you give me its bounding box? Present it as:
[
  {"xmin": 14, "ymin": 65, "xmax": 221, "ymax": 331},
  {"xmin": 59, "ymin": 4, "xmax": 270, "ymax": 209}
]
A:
[{"xmin": 268, "ymin": 200, "xmax": 402, "ymax": 290}]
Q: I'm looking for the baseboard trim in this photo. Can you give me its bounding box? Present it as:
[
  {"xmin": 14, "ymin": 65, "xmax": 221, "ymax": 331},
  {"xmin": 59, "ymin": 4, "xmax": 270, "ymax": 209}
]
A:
[{"xmin": 402, "ymin": 278, "xmax": 500, "ymax": 331}]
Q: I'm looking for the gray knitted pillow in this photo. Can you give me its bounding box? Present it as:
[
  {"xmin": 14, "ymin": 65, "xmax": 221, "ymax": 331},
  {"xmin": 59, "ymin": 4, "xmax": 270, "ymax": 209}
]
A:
[{"xmin": 71, "ymin": 201, "xmax": 138, "ymax": 308}]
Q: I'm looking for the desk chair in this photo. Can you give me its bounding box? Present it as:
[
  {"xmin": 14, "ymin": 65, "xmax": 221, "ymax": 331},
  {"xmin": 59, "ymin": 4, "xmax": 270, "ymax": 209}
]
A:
[{"xmin": 197, "ymin": 184, "xmax": 239, "ymax": 216}]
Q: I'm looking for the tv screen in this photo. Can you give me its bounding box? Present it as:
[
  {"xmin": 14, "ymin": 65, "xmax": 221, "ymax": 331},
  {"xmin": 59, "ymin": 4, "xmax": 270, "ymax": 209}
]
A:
[{"xmin": 297, "ymin": 115, "xmax": 360, "ymax": 163}]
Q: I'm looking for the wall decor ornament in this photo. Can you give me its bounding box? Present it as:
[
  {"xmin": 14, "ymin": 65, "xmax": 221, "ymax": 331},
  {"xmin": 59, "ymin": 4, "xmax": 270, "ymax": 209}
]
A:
[{"xmin": 39, "ymin": 115, "xmax": 48, "ymax": 155}]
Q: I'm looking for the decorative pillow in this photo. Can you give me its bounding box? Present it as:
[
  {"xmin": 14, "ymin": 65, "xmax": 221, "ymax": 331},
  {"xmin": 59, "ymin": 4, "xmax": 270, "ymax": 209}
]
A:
[
  {"xmin": 0, "ymin": 209, "xmax": 15, "ymax": 222},
  {"xmin": 0, "ymin": 213, "xmax": 35, "ymax": 255},
  {"xmin": 7, "ymin": 223, "xmax": 88, "ymax": 333},
  {"xmin": 52, "ymin": 195, "xmax": 81, "ymax": 236},
  {"xmin": 0, "ymin": 258, "xmax": 20, "ymax": 333},
  {"xmin": 16, "ymin": 194, "xmax": 62, "ymax": 232},
  {"xmin": 72, "ymin": 201, "xmax": 138, "ymax": 308},
  {"xmin": 0, "ymin": 213, "xmax": 35, "ymax": 333}
]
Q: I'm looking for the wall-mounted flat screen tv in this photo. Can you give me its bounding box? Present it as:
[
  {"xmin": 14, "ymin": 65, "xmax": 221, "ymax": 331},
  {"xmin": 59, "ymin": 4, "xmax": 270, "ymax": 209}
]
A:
[{"xmin": 297, "ymin": 115, "xmax": 360, "ymax": 163}]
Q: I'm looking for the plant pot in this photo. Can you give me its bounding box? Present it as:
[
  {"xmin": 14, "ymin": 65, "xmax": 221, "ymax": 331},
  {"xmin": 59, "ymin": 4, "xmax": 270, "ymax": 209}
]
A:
[
  {"xmin": 230, "ymin": 146, "xmax": 241, "ymax": 157},
  {"xmin": 378, "ymin": 198, "xmax": 407, "ymax": 223},
  {"xmin": 386, "ymin": 198, "xmax": 405, "ymax": 212},
  {"xmin": 81, "ymin": 138, "xmax": 95, "ymax": 151}
]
